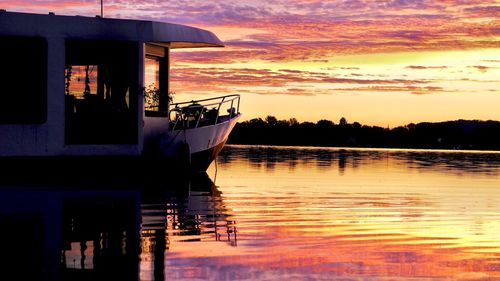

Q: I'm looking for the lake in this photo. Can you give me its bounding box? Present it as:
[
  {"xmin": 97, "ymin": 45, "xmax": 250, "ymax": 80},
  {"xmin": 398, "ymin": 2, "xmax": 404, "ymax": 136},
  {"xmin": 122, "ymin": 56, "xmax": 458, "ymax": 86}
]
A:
[
  {"xmin": 152, "ymin": 145, "xmax": 500, "ymax": 280},
  {"xmin": 1, "ymin": 145, "xmax": 500, "ymax": 280}
]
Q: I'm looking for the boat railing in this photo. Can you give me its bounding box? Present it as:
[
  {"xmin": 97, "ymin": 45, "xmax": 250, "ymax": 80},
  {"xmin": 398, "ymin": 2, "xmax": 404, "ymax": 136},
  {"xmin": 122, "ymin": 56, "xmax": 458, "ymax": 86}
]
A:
[{"xmin": 169, "ymin": 94, "xmax": 240, "ymax": 130}]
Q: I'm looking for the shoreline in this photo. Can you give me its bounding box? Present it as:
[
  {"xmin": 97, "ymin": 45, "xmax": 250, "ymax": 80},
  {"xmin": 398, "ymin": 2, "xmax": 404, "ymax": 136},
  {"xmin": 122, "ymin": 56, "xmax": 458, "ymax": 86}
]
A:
[{"xmin": 225, "ymin": 143, "xmax": 500, "ymax": 154}]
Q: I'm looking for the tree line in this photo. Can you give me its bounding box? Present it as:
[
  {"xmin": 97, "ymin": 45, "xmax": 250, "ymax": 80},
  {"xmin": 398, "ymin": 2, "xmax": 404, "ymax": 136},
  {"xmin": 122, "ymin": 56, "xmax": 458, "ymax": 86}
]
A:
[{"xmin": 228, "ymin": 116, "xmax": 500, "ymax": 150}]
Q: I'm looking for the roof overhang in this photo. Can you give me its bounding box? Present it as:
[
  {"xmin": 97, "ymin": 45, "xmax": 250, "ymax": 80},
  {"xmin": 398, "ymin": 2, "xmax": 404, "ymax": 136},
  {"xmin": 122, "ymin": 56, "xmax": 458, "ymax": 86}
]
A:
[
  {"xmin": 0, "ymin": 11, "xmax": 224, "ymax": 48},
  {"xmin": 148, "ymin": 21, "xmax": 223, "ymax": 49}
]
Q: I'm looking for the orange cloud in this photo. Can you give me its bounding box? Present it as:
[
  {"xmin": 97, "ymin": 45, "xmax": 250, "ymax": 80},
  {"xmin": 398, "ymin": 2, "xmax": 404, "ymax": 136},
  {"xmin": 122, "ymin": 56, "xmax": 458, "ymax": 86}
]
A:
[
  {"xmin": 406, "ymin": 66, "xmax": 448, "ymax": 70},
  {"xmin": 169, "ymin": 66, "xmax": 450, "ymax": 97},
  {"xmin": 5, "ymin": 0, "xmax": 499, "ymax": 124},
  {"xmin": 468, "ymin": 65, "xmax": 495, "ymax": 73}
]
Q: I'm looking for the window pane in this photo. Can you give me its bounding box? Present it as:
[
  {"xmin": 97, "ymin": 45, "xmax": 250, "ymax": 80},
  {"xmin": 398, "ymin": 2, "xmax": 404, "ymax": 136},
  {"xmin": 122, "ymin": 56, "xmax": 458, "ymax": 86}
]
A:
[
  {"xmin": 145, "ymin": 57, "xmax": 159, "ymax": 89},
  {"xmin": 0, "ymin": 36, "xmax": 47, "ymax": 124},
  {"xmin": 65, "ymin": 39, "xmax": 138, "ymax": 144},
  {"xmin": 65, "ymin": 65, "xmax": 98, "ymax": 99},
  {"xmin": 144, "ymin": 57, "xmax": 160, "ymax": 111}
]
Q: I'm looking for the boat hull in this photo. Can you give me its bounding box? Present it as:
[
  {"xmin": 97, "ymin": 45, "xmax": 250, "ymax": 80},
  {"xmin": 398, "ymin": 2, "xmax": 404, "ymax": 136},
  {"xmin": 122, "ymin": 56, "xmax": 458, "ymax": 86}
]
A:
[
  {"xmin": 190, "ymin": 138, "xmax": 227, "ymax": 171},
  {"xmin": 160, "ymin": 114, "xmax": 240, "ymax": 172},
  {"xmin": 0, "ymin": 115, "xmax": 240, "ymax": 181}
]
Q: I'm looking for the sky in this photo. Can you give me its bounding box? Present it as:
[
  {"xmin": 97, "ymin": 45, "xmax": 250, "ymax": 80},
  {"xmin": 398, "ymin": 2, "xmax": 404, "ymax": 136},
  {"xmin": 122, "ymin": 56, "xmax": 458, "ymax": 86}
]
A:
[{"xmin": 4, "ymin": 0, "xmax": 500, "ymax": 127}]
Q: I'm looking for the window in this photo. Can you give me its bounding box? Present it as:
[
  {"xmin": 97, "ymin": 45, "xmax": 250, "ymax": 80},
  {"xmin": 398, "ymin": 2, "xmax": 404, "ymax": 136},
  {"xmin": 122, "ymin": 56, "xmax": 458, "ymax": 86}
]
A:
[
  {"xmin": 144, "ymin": 57, "xmax": 160, "ymax": 112},
  {"xmin": 0, "ymin": 36, "xmax": 47, "ymax": 124},
  {"xmin": 144, "ymin": 44, "xmax": 169, "ymax": 117},
  {"xmin": 65, "ymin": 40, "xmax": 138, "ymax": 144}
]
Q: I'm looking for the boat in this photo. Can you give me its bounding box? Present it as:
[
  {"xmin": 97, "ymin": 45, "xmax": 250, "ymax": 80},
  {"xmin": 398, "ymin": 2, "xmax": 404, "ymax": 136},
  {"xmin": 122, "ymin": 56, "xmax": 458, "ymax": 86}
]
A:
[
  {"xmin": 146, "ymin": 94, "xmax": 240, "ymax": 171},
  {"xmin": 0, "ymin": 10, "xmax": 240, "ymax": 173}
]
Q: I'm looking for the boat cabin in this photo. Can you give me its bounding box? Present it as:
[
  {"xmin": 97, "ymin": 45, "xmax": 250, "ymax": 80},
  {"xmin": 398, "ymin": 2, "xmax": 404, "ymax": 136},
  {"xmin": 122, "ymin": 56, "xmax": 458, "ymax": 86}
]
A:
[{"xmin": 0, "ymin": 11, "xmax": 223, "ymax": 157}]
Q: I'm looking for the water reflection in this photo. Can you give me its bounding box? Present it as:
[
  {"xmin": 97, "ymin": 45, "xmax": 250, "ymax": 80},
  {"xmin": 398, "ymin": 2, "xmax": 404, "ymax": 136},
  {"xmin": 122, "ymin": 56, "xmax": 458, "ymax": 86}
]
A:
[
  {"xmin": 0, "ymin": 187, "xmax": 141, "ymax": 281},
  {"xmin": 61, "ymin": 195, "xmax": 140, "ymax": 281},
  {"xmin": 220, "ymin": 145, "xmax": 500, "ymax": 175},
  {"xmin": 210, "ymin": 145, "xmax": 500, "ymax": 280},
  {"xmin": 2, "ymin": 146, "xmax": 500, "ymax": 280},
  {"xmin": 140, "ymin": 173, "xmax": 236, "ymax": 281},
  {"xmin": 0, "ymin": 172, "xmax": 233, "ymax": 281}
]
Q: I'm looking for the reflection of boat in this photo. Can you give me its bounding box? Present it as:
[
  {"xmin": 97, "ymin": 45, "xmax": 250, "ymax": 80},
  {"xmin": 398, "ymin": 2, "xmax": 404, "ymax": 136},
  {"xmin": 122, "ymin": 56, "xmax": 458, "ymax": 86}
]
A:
[
  {"xmin": 0, "ymin": 187, "xmax": 141, "ymax": 281},
  {"xmin": 0, "ymin": 171, "xmax": 235, "ymax": 281},
  {"xmin": 141, "ymin": 172, "xmax": 236, "ymax": 243},
  {"xmin": 0, "ymin": 11, "xmax": 240, "ymax": 172},
  {"xmin": 140, "ymin": 172, "xmax": 236, "ymax": 281}
]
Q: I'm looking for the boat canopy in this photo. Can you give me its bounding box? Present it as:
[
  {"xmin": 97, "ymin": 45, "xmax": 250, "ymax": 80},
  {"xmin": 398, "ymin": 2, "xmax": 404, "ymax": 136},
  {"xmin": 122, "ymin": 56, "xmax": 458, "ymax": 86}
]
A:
[{"xmin": 0, "ymin": 11, "xmax": 223, "ymax": 48}]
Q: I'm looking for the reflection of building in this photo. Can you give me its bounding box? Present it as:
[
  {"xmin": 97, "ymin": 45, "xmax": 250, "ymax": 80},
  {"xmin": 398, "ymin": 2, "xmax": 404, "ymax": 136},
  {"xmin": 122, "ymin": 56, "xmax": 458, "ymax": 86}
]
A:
[{"xmin": 0, "ymin": 188, "xmax": 141, "ymax": 281}]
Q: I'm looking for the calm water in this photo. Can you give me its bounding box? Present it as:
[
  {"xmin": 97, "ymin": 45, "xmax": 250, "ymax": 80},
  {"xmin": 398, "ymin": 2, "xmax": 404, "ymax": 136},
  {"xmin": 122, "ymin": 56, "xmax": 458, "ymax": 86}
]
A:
[
  {"xmin": 1, "ymin": 145, "xmax": 500, "ymax": 280},
  {"xmin": 155, "ymin": 145, "xmax": 500, "ymax": 281}
]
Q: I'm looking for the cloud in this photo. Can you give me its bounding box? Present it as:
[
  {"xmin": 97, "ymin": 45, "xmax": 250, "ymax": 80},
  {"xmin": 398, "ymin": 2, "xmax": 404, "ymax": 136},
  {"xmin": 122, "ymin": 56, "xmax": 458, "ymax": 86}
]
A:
[
  {"xmin": 5, "ymin": 0, "xmax": 499, "ymax": 62},
  {"xmin": 338, "ymin": 85, "xmax": 447, "ymax": 94},
  {"xmin": 284, "ymin": 88, "xmax": 316, "ymax": 96},
  {"xmin": 464, "ymin": 5, "xmax": 500, "ymax": 17},
  {"xmin": 169, "ymin": 66, "xmax": 435, "ymax": 96},
  {"xmin": 468, "ymin": 65, "xmax": 493, "ymax": 73},
  {"xmin": 410, "ymin": 86, "xmax": 447, "ymax": 95},
  {"xmin": 165, "ymin": 10, "xmax": 500, "ymax": 64},
  {"xmin": 406, "ymin": 66, "xmax": 448, "ymax": 70}
]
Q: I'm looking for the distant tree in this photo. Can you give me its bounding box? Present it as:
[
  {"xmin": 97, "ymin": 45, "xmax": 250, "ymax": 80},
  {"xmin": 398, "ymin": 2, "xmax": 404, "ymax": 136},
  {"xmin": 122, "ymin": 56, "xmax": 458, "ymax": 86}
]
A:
[
  {"xmin": 277, "ymin": 119, "xmax": 290, "ymax": 127},
  {"xmin": 228, "ymin": 117, "xmax": 500, "ymax": 151},
  {"xmin": 339, "ymin": 117, "xmax": 348, "ymax": 126},
  {"xmin": 265, "ymin": 115, "xmax": 278, "ymax": 126},
  {"xmin": 249, "ymin": 118, "xmax": 265, "ymax": 125},
  {"xmin": 406, "ymin": 123, "xmax": 416, "ymax": 131},
  {"xmin": 317, "ymin": 119, "xmax": 334, "ymax": 127},
  {"xmin": 300, "ymin": 121, "xmax": 315, "ymax": 127}
]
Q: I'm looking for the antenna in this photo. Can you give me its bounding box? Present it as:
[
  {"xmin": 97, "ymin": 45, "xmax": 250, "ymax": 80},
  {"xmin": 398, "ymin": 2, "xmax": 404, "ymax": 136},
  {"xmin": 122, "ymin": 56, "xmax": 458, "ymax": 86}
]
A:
[{"xmin": 100, "ymin": 0, "xmax": 103, "ymax": 17}]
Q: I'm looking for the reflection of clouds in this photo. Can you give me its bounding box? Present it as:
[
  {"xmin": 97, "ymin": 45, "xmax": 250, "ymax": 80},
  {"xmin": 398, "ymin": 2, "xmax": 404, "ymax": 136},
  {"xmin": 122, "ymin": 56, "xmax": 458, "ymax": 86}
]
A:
[
  {"xmin": 207, "ymin": 145, "xmax": 500, "ymax": 280},
  {"xmin": 162, "ymin": 190, "xmax": 500, "ymax": 280}
]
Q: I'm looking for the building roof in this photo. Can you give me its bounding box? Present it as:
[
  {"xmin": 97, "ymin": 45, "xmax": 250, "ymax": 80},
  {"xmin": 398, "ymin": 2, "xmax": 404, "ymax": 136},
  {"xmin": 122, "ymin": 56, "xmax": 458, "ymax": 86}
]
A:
[{"xmin": 0, "ymin": 10, "xmax": 223, "ymax": 48}]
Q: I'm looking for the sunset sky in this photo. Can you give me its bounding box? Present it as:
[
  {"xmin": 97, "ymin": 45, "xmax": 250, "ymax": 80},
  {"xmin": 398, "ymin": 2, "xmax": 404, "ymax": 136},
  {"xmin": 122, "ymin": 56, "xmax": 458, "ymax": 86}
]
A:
[{"xmin": 4, "ymin": 0, "xmax": 500, "ymax": 126}]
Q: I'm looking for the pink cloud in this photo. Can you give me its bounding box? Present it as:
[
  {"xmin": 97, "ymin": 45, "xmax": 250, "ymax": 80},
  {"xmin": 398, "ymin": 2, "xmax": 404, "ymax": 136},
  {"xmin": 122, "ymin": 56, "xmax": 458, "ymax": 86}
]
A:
[{"xmin": 169, "ymin": 67, "xmax": 435, "ymax": 97}]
